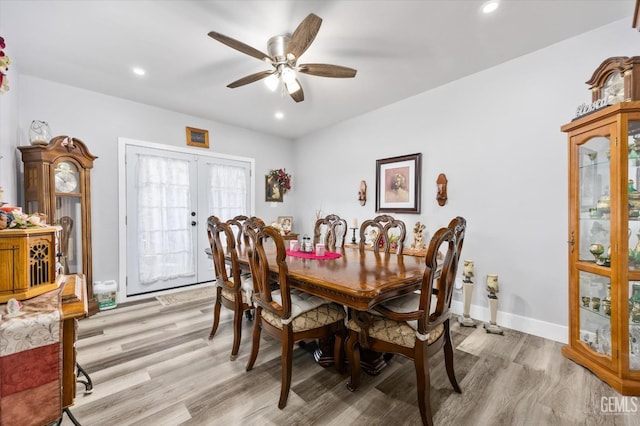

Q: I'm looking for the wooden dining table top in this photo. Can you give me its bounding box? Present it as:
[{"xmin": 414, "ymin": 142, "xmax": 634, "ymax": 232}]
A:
[{"xmin": 233, "ymin": 246, "xmax": 426, "ymax": 311}]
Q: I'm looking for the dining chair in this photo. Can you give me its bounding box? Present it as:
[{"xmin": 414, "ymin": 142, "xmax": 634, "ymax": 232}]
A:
[
  {"xmin": 226, "ymin": 214, "xmax": 249, "ymax": 246},
  {"xmin": 313, "ymin": 214, "xmax": 348, "ymax": 250},
  {"xmin": 345, "ymin": 222, "xmax": 464, "ymax": 426},
  {"xmin": 358, "ymin": 214, "xmax": 406, "ymax": 254},
  {"xmin": 207, "ymin": 215, "xmax": 254, "ymax": 361},
  {"xmin": 244, "ymin": 224, "xmax": 346, "ymax": 409}
]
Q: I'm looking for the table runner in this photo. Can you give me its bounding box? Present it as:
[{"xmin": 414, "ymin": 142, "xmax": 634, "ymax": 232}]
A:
[
  {"xmin": 286, "ymin": 249, "xmax": 342, "ymax": 260},
  {"xmin": 0, "ymin": 289, "xmax": 62, "ymax": 426}
]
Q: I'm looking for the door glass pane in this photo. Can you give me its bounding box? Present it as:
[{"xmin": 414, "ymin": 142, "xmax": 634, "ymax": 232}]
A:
[
  {"xmin": 136, "ymin": 154, "xmax": 195, "ymax": 284},
  {"xmin": 579, "ymin": 136, "xmax": 610, "ymax": 264},
  {"xmin": 629, "ymin": 121, "xmax": 640, "ymax": 270},
  {"xmin": 579, "ymin": 271, "xmax": 612, "ymax": 358},
  {"xmin": 55, "ymin": 196, "xmax": 82, "ymax": 275},
  {"xmin": 631, "ymin": 281, "xmax": 640, "ymax": 370}
]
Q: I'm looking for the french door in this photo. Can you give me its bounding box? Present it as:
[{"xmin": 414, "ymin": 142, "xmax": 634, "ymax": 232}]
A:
[{"xmin": 122, "ymin": 140, "xmax": 252, "ymax": 296}]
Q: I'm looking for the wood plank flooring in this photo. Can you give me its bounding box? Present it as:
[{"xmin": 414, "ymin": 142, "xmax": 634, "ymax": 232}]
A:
[{"xmin": 59, "ymin": 290, "xmax": 640, "ymax": 426}]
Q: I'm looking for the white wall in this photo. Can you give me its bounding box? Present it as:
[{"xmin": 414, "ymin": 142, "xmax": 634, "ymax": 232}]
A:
[
  {"xmin": 7, "ymin": 76, "xmax": 295, "ymax": 290},
  {"xmin": 0, "ymin": 55, "xmax": 20, "ymax": 205},
  {"xmin": 293, "ymin": 18, "xmax": 640, "ymax": 342}
]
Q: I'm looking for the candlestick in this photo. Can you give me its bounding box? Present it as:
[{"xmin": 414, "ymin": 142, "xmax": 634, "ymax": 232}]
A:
[
  {"xmin": 484, "ymin": 273, "xmax": 503, "ymax": 335},
  {"xmin": 458, "ymin": 260, "xmax": 476, "ymax": 327},
  {"xmin": 350, "ymin": 227, "xmax": 357, "ymax": 244}
]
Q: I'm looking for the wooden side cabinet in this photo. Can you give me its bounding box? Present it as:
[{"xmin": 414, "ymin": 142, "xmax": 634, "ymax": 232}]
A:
[
  {"xmin": 561, "ymin": 101, "xmax": 640, "ymax": 395},
  {"xmin": 18, "ymin": 136, "xmax": 98, "ymax": 314},
  {"xmin": 61, "ymin": 274, "xmax": 88, "ymax": 412}
]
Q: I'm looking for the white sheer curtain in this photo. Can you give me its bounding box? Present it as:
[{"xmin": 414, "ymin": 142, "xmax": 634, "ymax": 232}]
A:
[
  {"xmin": 207, "ymin": 163, "xmax": 248, "ymax": 221},
  {"xmin": 137, "ymin": 154, "xmax": 195, "ymax": 284}
]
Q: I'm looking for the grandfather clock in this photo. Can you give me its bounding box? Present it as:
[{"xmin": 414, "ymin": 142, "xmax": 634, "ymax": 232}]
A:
[{"xmin": 19, "ymin": 136, "xmax": 98, "ymax": 314}]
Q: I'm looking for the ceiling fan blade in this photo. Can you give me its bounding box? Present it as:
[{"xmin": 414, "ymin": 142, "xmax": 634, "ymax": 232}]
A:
[
  {"xmin": 287, "ymin": 80, "xmax": 304, "ymax": 102},
  {"xmin": 208, "ymin": 31, "xmax": 271, "ymax": 63},
  {"xmin": 298, "ymin": 63, "xmax": 357, "ymax": 78},
  {"xmin": 227, "ymin": 70, "xmax": 274, "ymax": 88},
  {"xmin": 287, "ymin": 13, "xmax": 322, "ymax": 60}
]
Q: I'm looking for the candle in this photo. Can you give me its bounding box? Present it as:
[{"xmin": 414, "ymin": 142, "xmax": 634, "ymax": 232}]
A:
[{"xmin": 352, "ymin": 218, "xmax": 358, "ymax": 228}]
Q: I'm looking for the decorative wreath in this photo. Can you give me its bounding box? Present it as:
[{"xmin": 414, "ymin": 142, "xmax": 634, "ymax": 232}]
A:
[
  {"xmin": 268, "ymin": 168, "xmax": 292, "ymax": 194},
  {"xmin": 0, "ymin": 36, "xmax": 11, "ymax": 95}
]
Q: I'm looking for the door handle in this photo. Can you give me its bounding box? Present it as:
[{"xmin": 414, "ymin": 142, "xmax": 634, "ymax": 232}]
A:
[
  {"xmin": 191, "ymin": 221, "xmax": 197, "ymax": 226},
  {"xmin": 191, "ymin": 212, "xmax": 196, "ymax": 217}
]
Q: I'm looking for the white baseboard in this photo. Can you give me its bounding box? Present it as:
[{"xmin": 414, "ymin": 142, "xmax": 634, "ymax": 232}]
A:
[{"xmin": 450, "ymin": 300, "xmax": 568, "ymax": 344}]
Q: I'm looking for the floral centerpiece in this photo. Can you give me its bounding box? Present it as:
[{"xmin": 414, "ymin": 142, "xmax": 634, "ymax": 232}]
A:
[
  {"xmin": 268, "ymin": 168, "xmax": 292, "ymax": 194},
  {"xmin": 0, "ymin": 36, "xmax": 11, "ymax": 95},
  {"xmin": 0, "ymin": 209, "xmax": 47, "ymax": 230}
]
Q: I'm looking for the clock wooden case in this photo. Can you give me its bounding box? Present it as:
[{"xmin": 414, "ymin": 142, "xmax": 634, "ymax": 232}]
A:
[
  {"xmin": 18, "ymin": 136, "xmax": 98, "ymax": 314},
  {"xmin": 587, "ymin": 56, "xmax": 640, "ymax": 104}
]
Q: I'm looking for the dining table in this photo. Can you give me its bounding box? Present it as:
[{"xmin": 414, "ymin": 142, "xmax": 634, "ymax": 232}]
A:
[{"xmin": 232, "ymin": 244, "xmax": 427, "ymax": 374}]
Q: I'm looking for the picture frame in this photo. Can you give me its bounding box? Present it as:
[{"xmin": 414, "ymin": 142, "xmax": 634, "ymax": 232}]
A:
[
  {"xmin": 376, "ymin": 153, "xmax": 422, "ymax": 213},
  {"xmin": 186, "ymin": 126, "xmax": 209, "ymax": 148},
  {"xmin": 265, "ymin": 174, "xmax": 283, "ymax": 202},
  {"xmin": 277, "ymin": 216, "xmax": 293, "ymax": 234}
]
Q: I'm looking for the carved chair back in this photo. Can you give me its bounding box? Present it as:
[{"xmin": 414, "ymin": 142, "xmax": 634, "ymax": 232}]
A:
[
  {"xmin": 226, "ymin": 215, "xmax": 249, "ymax": 247},
  {"xmin": 207, "ymin": 216, "xmax": 241, "ymax": 290},
  {"xmin": 244, "ymin": 224, "xmax": 292, "ymax": 320},
  {"xmin": 313, "ymin": 214, "xmax": 348, "ymax": 250},
  {"xmin": 359, "ymin": 214, "xmax": 406, "ymax": 254}
]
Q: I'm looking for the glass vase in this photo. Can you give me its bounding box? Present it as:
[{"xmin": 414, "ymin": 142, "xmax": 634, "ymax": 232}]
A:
[{"xmin": 29, "ymin": 120, "xmax": 51, "ymax": 145}]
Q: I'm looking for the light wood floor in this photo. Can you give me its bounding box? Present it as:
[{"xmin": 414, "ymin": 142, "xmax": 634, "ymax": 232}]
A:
[{"xmin": 60, "ymin": 290, "xmax": 640, "ymax": 426}]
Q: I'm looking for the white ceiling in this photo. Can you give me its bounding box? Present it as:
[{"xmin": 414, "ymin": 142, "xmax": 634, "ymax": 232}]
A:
[{"xmin": 0, "ymin": 0, "xmax": 636, "ymax": 139}]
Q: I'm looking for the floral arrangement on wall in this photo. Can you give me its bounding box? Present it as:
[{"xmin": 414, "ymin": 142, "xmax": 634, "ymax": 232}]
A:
[
  {"xmin": 268, "ymin": 168, "xmax": 292, "ymax": 194},
  {"xmin": 0, "ymin": 36, "xmax": 11, "ymax": 95}
]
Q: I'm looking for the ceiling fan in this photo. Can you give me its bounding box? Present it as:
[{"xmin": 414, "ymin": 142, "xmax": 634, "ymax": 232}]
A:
[{"xmin": 208, "ymin": 13, "xmax": 357, "ymax": 103}]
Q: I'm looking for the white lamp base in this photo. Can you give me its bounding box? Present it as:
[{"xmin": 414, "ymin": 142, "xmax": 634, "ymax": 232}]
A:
[
  {"xmin": 458, "ymin": 281, "xmax": 476, "ymax": 327},
  {"xmin": 485, "ymin": 296, "xmax": 504, "ymax": 335}
]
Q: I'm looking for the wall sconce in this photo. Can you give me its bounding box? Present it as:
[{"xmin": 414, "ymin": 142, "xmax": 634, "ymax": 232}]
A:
[
  {"xmin": 436, "ymin": 173, "xmax": 448, "ymax": 206},
  {"xmin": 358, "ymin": 180, "xmax": 367, "ymax": 206}
]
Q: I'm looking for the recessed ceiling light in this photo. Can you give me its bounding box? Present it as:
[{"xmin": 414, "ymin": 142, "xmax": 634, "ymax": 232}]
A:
[
  {"xmin": 481, "ymin": 1, "xmax": 499, "ymax": 14},
  {"xmin": 132, "ymin": 67, "xmax": 146, "ymax": 76},
  {"xmin": 275, "ymin": 112, "xmax": 284, "ymax": 120}
]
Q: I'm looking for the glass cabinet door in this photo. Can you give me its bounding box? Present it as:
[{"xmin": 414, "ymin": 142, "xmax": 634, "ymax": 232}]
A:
[
  {"xmin": 577, "ymin": 134, "xmax": 612, "ymax": 360},
  {"xmin": 578, "ymin": 136, "xmax": 610, "ymax": 264},
  {"xmin": 578, "ymin": 271, "xmax": 612, "ymax": 357},
  {"xmin": 630, "ymin": 119, "xmax": 640, "ymax": 372}
]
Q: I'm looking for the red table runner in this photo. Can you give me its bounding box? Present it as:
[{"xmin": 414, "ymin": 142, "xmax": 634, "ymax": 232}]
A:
[{"xmin": 286, "ymin": 249, "xmax": 342, "ymax": 260}]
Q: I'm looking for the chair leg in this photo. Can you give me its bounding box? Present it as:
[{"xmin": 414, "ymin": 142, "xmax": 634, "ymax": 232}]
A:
[
  {"xmin": 229, "ymin": 302, "xmax": 243, "ymax": 361},
  {"xmin": 278, "ymin": 327, "xmax": 294, "ymax": 409},
  {"xmin": 345, "ymin": 332, "xmax": 361, "ymax": 392},
  {"xmin": 414, "ymin": 344, "xmax": 434, "ymax": 426},
  {"xmin": 246, "ymin": 309, "xmax": 262, "ymax": 371},
  {"xmin": 443, "ymin": 322, "xmax": 461, "ymax": 393},
  {"xmin": 208, "ymin": 288, "xmax": 223, "ymax": 340}
]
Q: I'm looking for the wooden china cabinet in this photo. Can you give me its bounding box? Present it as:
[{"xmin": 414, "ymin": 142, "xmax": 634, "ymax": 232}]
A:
[
  {"xmin": 561, "ymin": 58, "xmax": 640, "ymax": 395},
  {"xmin": 18, "ymin": 136, "xmax": 98, "ymax": 314}
]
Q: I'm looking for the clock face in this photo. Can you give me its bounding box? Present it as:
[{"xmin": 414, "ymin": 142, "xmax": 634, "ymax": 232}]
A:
[
  {"xmin": 54, "ymin": 161, "xmax": 79, "ymax": 193},
  {"xmin": 603, "ymin": 72, "xmax": 624, "ymax": 104}
]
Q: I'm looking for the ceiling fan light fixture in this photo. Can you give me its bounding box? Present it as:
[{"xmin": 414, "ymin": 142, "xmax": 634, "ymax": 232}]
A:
[
  {"xmin": 481, "ymin": 0, "xmax": 499, "ymax": 14},
  {"xmin": 281, "ymin": 66, "xmax": 297, "ymax": 85},
  {"xmin": 264, "ymin": 73, "xmax": 279, "ymax": 91},
  {"xmin": 285, "ymin": 79, "xmax": 301, "ymax": 94}
]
